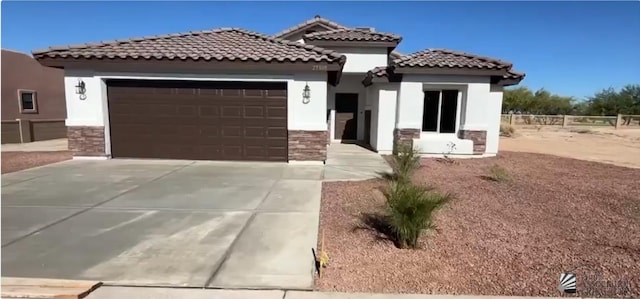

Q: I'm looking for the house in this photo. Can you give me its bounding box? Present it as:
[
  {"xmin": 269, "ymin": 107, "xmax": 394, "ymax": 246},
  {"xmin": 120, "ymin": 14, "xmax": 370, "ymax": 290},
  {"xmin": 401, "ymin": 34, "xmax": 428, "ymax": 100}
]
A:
[
  {"xmin": 2, "ymin": 49, "xmax": 67, "ymax": 144},
  {"xmin": 31, "ymin": 15, "xmax": 524, "ymax": 163}
]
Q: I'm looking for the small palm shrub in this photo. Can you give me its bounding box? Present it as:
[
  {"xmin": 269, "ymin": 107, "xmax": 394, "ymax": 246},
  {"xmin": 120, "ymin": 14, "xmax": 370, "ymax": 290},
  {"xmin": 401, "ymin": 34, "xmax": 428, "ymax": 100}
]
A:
[
  {"xmin": 500, "ymin": 124, "xmax": 515, "ymax": 137},
  {"xmin": 385, "ymin": 181, "xmax": 451, "ymax": 249},
  {"xmin": 392, "ymin": 144, "xmax": 420, "ymax": 183},
  {"xmin": 487, "ymin": 164, "xmax": 511, "ymax": 182}
]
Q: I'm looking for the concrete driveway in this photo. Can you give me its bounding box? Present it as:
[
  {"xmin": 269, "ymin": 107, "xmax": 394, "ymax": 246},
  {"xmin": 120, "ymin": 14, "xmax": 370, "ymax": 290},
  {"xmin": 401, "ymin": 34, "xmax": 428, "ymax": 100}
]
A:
[{"xmin": 1, "ymin": 159, "xmax": 323, "ymax": 289}]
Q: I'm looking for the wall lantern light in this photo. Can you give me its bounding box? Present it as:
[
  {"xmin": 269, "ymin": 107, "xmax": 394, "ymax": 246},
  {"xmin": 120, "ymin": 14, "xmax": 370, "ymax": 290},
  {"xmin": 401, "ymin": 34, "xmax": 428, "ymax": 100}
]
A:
[
  {"xmin": 302, "ymin": 83, "xmax": 311, "ymax": 104},
  {"xmin": 75, "ymin": 79, "xmax": 87, "ymax": 100}
]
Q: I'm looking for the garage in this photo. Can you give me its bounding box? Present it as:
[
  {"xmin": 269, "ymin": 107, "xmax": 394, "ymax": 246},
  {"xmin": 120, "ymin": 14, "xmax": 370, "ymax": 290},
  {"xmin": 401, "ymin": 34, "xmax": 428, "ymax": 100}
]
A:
[{"xmin": 107, "ymin": 80, "xmax": 288, "ymax": 161}]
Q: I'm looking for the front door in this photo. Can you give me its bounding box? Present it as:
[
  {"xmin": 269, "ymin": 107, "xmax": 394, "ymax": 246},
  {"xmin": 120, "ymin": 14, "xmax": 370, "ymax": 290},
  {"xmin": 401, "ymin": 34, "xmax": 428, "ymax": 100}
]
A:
[{"xmin": 335, "ymin": 93, "xmax": 358, "ymax": 140}]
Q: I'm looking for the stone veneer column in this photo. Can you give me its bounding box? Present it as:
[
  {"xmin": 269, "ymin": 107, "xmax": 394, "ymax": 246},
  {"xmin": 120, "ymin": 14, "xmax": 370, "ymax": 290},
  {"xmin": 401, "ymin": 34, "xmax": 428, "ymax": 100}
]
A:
[
  {"xmin": 288, "ymin": 130, "xmax": 328, "ymax": 162},
  {"xmin": 459, "ymin": 130, "xmax": 487, "ymax": 154},
  {"xmin": 393, "ymin": 128, "xmax": 420, "ymax": 153},
  {"xmin": 67, "ymin": 126, "xmax": 106, "ymax": 156}
]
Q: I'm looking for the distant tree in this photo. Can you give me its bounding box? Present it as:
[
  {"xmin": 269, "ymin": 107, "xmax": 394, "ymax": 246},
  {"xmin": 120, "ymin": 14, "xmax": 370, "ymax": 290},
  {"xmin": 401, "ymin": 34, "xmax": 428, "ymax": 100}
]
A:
[
  {"xmin": 583, "ymin": 84, "xmax": 640, "ymax": 124},
  {"xmin": 503, "ymin": 86, "xmax": 534, "ymax": 113},
  {"xmin": 503, "ymin": 86, "xmax": 575, "ymax": 115}
]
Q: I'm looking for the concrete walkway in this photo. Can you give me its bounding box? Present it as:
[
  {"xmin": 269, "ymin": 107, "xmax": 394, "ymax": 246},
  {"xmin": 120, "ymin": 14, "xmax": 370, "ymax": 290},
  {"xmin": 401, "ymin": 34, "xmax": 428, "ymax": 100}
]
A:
[
  {"xmin": 85, "ymin": 287, "xmax": 571, "ymax": 299},
  {"xmin": 1, "ymin": 138, "xmax": 68, "ymax": 152},
  {"xmin": 323, "ymin": 143, "xmax": 392, "ymax": 181}
]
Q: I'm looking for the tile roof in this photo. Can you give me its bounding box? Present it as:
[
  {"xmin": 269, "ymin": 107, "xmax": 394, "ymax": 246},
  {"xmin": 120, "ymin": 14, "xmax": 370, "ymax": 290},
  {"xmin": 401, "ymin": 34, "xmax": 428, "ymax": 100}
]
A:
[
  {"xmin": 393, "ymin": 48, "xmax": 512, "ymax": 70},
  {"xmin": 32, "ymin": 28, "xmax": 345, "ymax": 64},
  {"xmin": 273, "ymin": 15, "xmax": 348, "ymax": 39},
  {"xmin": 503, "ymin": 69, "xmax": 525, "ymax": 80},
  {"xmin": 389, "ymin": 50, "xmax": 404, "ymax": 60},
  {"xmin": 366, "ymin": 49, "xmax": 524, "ymax": 84},
  {"xmin": 368, "ymin": 65, "xmax": 524, "ymax": 80},
  {"xmin": 369, "ymin": 66, "xmax": 391, "ymax": 77},
  {"xmin": 303, "ymin": 28, "xmax": 401, "ymax": 43}
]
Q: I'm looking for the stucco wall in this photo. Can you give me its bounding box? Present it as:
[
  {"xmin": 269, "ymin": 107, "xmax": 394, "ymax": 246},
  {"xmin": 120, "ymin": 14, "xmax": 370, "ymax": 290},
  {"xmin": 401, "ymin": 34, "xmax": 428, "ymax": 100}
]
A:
[
  {"xmin": 486, "ymin": 84, "xmax": 504, "ymax": 154},
  {"xmin": 376, "ymin": 85, "xmax": 399, "ymax": 153},
  {"xmin": 1, "ymin": 50, "xmax": 66, "ymax": 120},
  {"xmin": 320, "ymin": 47, "xmax": 388, "ymax": 73},
  {"xmin": 397, "ymin": 75, "xmax": 496, "ymax": 156},
  {"xmin": 62, "ymin": 70, "xmax": 328, "ymax": 156}
]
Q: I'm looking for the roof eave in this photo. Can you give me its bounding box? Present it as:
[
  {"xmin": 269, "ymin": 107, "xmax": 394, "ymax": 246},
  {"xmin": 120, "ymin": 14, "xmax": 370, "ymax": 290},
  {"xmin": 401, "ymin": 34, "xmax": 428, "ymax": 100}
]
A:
[
  {"xmin": 34, "ymin": 56, "xmax": 346, "ymax": 72},
  {"xmin": 494, "ymin": 75, "xmax": 525, "ymax": 86},
  {"xmin": 394, "ymin": 67, "xmax": 508, "ymax": 76}
]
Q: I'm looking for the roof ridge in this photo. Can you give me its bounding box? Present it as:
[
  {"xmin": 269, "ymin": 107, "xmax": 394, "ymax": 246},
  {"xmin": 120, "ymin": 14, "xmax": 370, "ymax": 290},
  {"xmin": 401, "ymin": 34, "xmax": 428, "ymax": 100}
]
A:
[
  {"xmin": 430, "ymin": 48, "xmax": 512, "ymax": 67},
  {"xmin": 393, "ymin": 48, "xmax": 430, "ymax": 63},
  {"xmin": 303, "ymin": 28, "xmax": 350, "ymax": 38},
  {"xmin": 231, "ymin": 28, "xmax": 345, "ymax": 61},
  {"xmin": 304, "ymin": 27, "xmax": 401, "ymax": 39},
  {"xmin": 32, "ymin": 27, "xmax": 242, "ymax": 55},
  {"xmin": 393, "ymin": 48, "xmax": 511, "ymax": 68},
  {"xmin": 273, "ymin": 15, "xmax": 349, "ymax": 39},
  {"xmin": 33, "ymin": 27, "xmax": 346, "ymax": 64}
]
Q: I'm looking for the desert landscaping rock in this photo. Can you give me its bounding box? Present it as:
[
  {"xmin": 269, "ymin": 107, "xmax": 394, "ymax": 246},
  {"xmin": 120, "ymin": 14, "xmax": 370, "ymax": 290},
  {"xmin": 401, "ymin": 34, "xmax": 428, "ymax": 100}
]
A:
[
  {"xmin": 316, "ymin": 152, "xmax": 639, "ymax": 297},
  {"xmin": 1, "ymin": 151, "xmax": 72, "ymax": 174}
]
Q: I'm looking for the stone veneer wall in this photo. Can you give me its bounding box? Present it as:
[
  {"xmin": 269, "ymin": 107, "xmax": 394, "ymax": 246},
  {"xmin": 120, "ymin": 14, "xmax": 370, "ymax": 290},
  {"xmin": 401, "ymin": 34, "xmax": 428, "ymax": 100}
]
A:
[
  {"xmin": 288, "ymin": 130, "xmax": 328, "ymax": 161},
  {"xmin": 459, "ymin": 130, "xmax": 487, "ymax": 154},
  {"xmin": 67, "ymin": 126, "xmax": 105, "ymax": 156},
  {"xmin": 393, "ymin": 128, "xmax": 420, "ymax": 153}
]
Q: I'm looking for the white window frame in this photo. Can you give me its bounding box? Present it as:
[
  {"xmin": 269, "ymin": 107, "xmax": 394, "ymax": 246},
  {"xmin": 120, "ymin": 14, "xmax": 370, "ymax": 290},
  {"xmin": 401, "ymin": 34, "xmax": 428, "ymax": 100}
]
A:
[
  {"xmin": 18, "ymin": 89, "xmax": 38, "ymax": 114},
  {"xmin": 421, "ymin": 87, "xmax": 463, "ymax": 136}
]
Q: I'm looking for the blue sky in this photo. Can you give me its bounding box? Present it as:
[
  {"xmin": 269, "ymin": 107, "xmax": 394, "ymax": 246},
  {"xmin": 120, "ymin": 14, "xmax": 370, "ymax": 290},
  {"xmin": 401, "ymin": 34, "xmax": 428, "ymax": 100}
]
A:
[{"xmin": 2, "ymin": 1, "xmax": 639, "ymax": 99}]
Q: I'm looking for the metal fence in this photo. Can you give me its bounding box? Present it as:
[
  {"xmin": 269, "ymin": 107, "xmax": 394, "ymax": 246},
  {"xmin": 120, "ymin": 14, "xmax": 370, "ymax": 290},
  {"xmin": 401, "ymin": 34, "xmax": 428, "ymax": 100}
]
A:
[{"xmin": 501, "ymin": 114, "xmax": 640, "ymax": 128}]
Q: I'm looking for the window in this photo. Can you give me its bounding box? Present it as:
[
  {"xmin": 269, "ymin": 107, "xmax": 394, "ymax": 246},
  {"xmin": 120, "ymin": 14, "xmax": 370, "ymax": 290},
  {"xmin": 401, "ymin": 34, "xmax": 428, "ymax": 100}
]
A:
[
  {"xmin": 422, "ymin": 89, "xmax": 459, "ymax": 133},
  {"xmin": 18, "ymin": 90, "xmax": 38, "ymax": 113}
]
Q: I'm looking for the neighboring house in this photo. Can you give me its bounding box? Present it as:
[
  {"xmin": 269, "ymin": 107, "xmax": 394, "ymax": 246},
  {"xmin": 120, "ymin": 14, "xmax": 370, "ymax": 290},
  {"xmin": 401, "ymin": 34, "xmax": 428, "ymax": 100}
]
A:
[
  {"xmin": 32, "ymin": 15, "xmax": 523, "ymax": 163},
  {"xmin": 1, "ymin": 49, "xmax": 67, "ymax": 144}
]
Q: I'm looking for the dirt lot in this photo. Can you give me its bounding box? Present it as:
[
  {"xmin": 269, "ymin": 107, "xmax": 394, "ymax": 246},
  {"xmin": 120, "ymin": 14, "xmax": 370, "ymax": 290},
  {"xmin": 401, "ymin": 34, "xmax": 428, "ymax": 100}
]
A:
[
  {"xmin": 317, "ymin": 152, "xmax": 639, "ymax": 297},
  {"xmin": 500, "ymin": 126, "xmax": 640, "ymax": 169},
  {"xmin": 1, "ymin": 151, "xmax": 72, "ymax": 174}
]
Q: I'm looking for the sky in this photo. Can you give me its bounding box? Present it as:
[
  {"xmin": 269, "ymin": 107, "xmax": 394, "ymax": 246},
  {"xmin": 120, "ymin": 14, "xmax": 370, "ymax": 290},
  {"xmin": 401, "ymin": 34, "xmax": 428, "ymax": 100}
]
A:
[{"xmin": 2, "ymin": 1, "xmax": 639, "ymax": 99}]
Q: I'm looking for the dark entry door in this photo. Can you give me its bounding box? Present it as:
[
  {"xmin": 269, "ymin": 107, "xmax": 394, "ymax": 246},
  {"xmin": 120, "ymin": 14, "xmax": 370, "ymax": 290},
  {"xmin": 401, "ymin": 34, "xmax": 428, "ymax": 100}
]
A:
[
  {"xmin": 107, "ymin": 80, "xmax": 288, "ymax": 161},
  {"xmin": 335, "ymin": 93, "xmax": 358, "ymax": 140}
]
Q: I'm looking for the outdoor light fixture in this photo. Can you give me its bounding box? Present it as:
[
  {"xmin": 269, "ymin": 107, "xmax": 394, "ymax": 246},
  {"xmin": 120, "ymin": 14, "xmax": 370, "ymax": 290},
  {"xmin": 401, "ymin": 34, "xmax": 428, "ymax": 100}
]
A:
[
  {"xmin": 75, "ymin": 79, "xmax": 87, "ymax": 100},
  {"xmin": 302, "ymin": 83, "xmax": 311, "ymax": 104}
]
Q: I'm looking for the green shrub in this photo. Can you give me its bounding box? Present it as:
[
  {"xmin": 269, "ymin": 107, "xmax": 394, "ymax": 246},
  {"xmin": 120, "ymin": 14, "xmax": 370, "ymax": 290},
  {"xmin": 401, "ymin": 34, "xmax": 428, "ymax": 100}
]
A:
[
  {"xmin": 500, "ymin": 124, "xmax": 515, "ymax": 137},
  {"xmin": 392, "ymin": 144, "xmax": 420, "ymax": 183},
  {"xmin": 385, "ymin": 181, "xmax": 450, "ymax": 249},
  {"xmin": 487, "ymin": 164, "xmax": 511, "ymax": 182}
]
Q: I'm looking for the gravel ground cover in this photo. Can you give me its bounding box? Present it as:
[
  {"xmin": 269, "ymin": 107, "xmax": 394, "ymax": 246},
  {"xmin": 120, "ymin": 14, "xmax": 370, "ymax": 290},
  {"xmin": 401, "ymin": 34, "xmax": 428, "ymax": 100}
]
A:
[
  {"xmin": 1, "ymin": 151, "xmax": 72, "ymax": 174},
  {"xmin": 316, "ymin": 152, "xmax": 639, "ymax": 297}
]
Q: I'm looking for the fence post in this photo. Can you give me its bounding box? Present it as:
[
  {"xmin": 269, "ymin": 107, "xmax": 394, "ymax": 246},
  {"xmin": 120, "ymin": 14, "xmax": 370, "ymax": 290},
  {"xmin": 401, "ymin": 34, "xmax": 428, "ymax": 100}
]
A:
[
  {"xmin": 509, "ymin": 113, "xmax": 514, "ymax": 125},
  {"xmin": 562, "ymin": 115, "xmax": 569, "ymax": 127},
  {"xmin": 615, "ymin": 114, "xmax": 623, "ymax": 129}
]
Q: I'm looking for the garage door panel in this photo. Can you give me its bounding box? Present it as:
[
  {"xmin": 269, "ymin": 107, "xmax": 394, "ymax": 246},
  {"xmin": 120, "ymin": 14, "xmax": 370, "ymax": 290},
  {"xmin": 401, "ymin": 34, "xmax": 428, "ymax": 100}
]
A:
[
  {"xmin": 220, "ymin": 89, "xmax": 244, "ymax": 97},
  {"xmin": 244, "ymin": 106, "xmax": 265, "ymax": 118},
  {"xmin": 245, "ymin": 127, "xmax": 267, "ymax": 138},
  {"xmin": 243, "ymin": 89, "xmax": 264, "ymax": 97},
  {"xmin": 220, "ymin": 106, "xmax": 243, "ymax": 118},
  {"xmin": 266, "ymin": 90, "xmax": 287, "ymax": 98},
  {"xmin": 266, "ymin": 128, "xmax": 287, "ymax": 138},
  {"xmin": 199, "ymin": 106, "xmax": 219, "ymax": 117},
  {"xmin": 107, "ymin": 80, "xmax": 288, "ymax": 161}
]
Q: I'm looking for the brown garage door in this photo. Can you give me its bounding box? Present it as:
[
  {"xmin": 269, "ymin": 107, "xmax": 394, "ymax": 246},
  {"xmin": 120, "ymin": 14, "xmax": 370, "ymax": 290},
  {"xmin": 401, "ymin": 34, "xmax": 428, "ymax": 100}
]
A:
[{"xmin": 107, "ymin": 80, "xmax": 288, "ymax": 161}]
